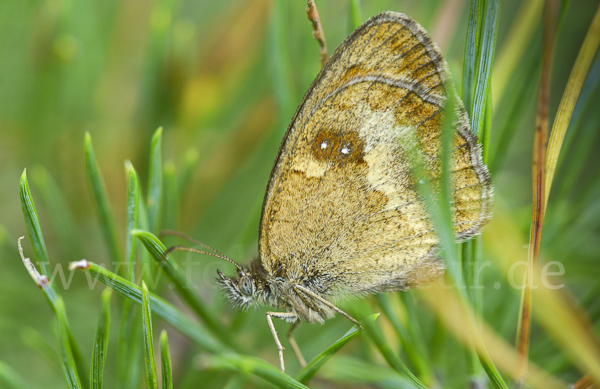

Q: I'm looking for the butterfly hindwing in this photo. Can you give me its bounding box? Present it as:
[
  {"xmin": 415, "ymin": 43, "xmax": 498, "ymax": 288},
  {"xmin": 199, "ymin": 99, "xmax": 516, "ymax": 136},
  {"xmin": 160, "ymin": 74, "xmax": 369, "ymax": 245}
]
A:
[{"xmin": 258, "ymin": 12, "xmax": 492, "ymax": 298}]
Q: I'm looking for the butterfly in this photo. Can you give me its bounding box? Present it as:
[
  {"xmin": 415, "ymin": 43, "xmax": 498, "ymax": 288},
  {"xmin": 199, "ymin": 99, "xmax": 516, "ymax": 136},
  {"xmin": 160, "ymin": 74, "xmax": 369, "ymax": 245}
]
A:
[{"xmin": 196, "ymin": 11, "xmax": 492, "ymax": 372}]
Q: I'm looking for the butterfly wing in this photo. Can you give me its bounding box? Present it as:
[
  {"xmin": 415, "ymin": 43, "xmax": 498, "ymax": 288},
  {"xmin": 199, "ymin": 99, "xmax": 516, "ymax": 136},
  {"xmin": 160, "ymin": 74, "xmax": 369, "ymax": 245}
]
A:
[{"xmin": 258, "ymin": 12, "xmax": 492, "ymax": 297}]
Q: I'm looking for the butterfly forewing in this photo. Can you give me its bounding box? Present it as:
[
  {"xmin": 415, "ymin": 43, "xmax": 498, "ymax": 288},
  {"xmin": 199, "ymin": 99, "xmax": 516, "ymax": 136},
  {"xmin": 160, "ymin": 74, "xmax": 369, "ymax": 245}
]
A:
[{"xmin": 259, "ymin": 12, "xmax": 492, "ymax": 298}]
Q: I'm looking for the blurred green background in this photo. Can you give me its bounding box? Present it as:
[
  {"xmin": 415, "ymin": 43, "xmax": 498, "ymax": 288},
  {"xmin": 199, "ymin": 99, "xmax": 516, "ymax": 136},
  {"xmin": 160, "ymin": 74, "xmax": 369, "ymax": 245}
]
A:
[{"xmin": 1, "ymin": 0, "xmax": 600, "ymax": 388}]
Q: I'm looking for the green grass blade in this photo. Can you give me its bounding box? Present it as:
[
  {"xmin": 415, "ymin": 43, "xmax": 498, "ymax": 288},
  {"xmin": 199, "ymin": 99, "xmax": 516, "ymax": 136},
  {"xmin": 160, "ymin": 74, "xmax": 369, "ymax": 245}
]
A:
[
  {"xmin": 69, "ymin": 260, "xmax": 226, "ymax": 353},
  {"xmin": 131, "ymin": 229, "xmax": 234, "ymax": 348},
  {"xmin": 471, "ymin": 0, "xmax": 499, "ymax": 139},
  {"xmin": 19, "ymin": 169, "xmax": 51, "ymax": 276},
  {"xmin": 295, "ymin": 314, "xmax": 376, "ymax": 384},
  {"xmin": 203, "ymin": 354, "xmax": 309, "ymax": 389},
  {"xmin": 147, "ymin": 128, "xmax": 163, "ymax": 233},
  {"xmin": 83, "ymin": 133, "xmax": 122, "ymax": 264},
  {"xmin": 462, "ymin": 0, "xmax": 482, "ymax": 111},
  {"xmin": 125, "ymin": 161, "xmax": 140, "ymax": 281},
  {"xmin": 0, "ymin": 361, "xmax": 28, "ymax": 389},
  {"xmin": 55, "ymin": 298, "xmax": 82, "ymax": 389},
  {"xmin": 545, "ymin": 3, "xmax": 600, "ymax": 206},
  {"xmin": 178, "ymin": 148, "xmax": 199, "ymax": 196},
  {"xmin": 142, "ymin": 282, "xmax": 158, "ymax": 389},
  {"xmin": 90, "ymin": 288, "xmax": 111, "ymax": 389},
  {"xmin": 268, "ymin": 0, "xmax": 296, "ymax": 127},
  {"xmin": 160, "ymin": 331, "xmax": 173, "ymax": 389},
  {"xmin": 163, "ymin": 161, "xmax": 179, "ymax": 230},
  {"xmin": 348, "ymin": 0, "xmax": 363, "ymax": 31}
]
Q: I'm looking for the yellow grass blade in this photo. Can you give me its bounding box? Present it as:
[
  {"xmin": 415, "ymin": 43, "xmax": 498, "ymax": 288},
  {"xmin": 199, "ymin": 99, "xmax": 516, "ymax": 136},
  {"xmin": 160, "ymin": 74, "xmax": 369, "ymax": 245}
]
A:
[{"xmin": 545, "ymin": 3, "xmax": 600, "ymax": 205}]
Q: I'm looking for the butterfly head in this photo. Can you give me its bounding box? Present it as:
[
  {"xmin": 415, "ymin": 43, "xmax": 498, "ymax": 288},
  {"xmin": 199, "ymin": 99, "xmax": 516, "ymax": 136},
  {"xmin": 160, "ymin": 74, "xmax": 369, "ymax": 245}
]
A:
[{"xmin": 217, "ymin": 268, "xmax": 261, "ymax": 309}]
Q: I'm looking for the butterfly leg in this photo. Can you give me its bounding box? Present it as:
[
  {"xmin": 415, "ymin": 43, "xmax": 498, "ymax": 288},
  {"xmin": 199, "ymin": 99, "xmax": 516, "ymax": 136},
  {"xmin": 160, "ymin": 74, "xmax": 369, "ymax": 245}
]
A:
[
  {"xmin": 293, "ymin": 284, "xmax": 364, "ymax": 330},
  {"xmin": 266, "ymin": 311, "xmax": 297, "ymax": 372},
  {"xmin": 287, "ymin": 321, "xmax": 307, "ymax": 368}
]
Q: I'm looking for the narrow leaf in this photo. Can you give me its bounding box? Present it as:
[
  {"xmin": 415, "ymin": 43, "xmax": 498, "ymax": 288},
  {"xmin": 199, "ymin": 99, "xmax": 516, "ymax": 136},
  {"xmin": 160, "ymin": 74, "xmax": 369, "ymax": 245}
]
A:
[
  {"xmin": 91, "ymin": 288, "xmax": 111, "ymax": 389},
  {"xmin": 178, "ymin": 148, "xmax": 199, "ymax": 196},
  {"xmin": 545, "ymin": 3, "xmax": 600, "ymax": 205},
  {"xmin": 83, "ymin": 133, "xmax": 121, "ymax": 264},
  {"xmin": 142, "ymin": 282, "xmax": 158, "ymax": 389},
  {"xmin": 147, "ymin": 128, "xmax": 163, "ymax": 233},
  {"xmin": 125, "ymin": 161, "xmax": 140, "ymax": 282},
  {"xmin": 19, "ymin": 169, "xmax": 51, "ymax": 276},
  {"xmin": 56, "ymin": 298, "xmax": 82, "ymax": 389},
  {"xmin": 348, "ymin": 0, "xmax": 363, "ymax": 31},
  {"xmin": 160, "ymin": 331, "xmax": 173, "ymax": 389},
  {"xmin": 163, "ymin": 161, "xmax": 179, "ymax": 231}
]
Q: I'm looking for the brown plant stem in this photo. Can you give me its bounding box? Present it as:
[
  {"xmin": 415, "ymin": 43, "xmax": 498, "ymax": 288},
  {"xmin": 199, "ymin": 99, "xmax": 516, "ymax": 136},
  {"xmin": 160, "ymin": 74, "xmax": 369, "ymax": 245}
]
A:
[
  {"xmin": 515, "ymin": 0, "xmax": 558, "ymax": 381},
  {"xmin": 306, "ymin": 0, "xmax": 328, "ymax": 67}
]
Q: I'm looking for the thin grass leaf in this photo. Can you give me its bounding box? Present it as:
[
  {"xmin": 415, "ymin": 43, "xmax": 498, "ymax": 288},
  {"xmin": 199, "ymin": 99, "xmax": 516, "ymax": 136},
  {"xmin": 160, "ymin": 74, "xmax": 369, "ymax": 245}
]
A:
[
  {"xmin": 0, "ymin": 361, "xmax": 28, "ymax": 389},
  {"xmin": 552, "ymin": 55, "xmax": 600, "ymax": 203},
  {"xmin": 163, "ymin": 161, "xmax": 179, "ymax": 230},
  {"xmin": 462, "ymin": 0, "xmax": 482, "ymax": 112},
  {"xmin": 141, "ymin": 282, "xmax": 158, "ymax": 389},
  {"xmin": 295, "ymin": 314, "xmax": 377, "ymax": 384},
  {"xmin": 19, "ymin": 169, "xmax": 51, "ymax": 276},
  {"xmin": 160, "ymin": 331, "xmax": 173, "ymax": 389},
  {"xmin": 350, "ymin": 301, "xmax": 427, "ymax": 389},
  {"xmin": 147, "ymin": 128, "xmax": 163, "ymax": 233},
  {"xmin": 125, "ymin": 161, "xmax": 140, "ymax": 282},
  {"xmin": 83, "ymin": 133, "xmax": 122, "ymax": 264},
  {"xmin": 545, "ymin": 3, "xmax": 600, "ymax": 206},
  {"xmin": 69, "ymin": 260, "xmax": 227, "ymax": 353},
  {"xmin": 470, "ymin": 0, "xmax": 499, "ymax": 139},
  {"xmin": 178, "ymin": 148, "xmax": 199, "ymax": 195},
  {"xmin": 55, "ymin": 297, "xmax": 82, "ymax": 389},
  {"xmin": 348, "ymin": 0, "xmax": 363, "ymax": 31},
  {"xmin": 91, "ymin": 288, "xmax": 111, "ymax": 389},
  {"xmin": 131, "ymin": 229, "xmax": 236, "ymax": 348},
  {"xmin": 268, "ymin": 0, "xmax": 296, "ymax": 127},
  {"xmin": 203, "ymin": 354, "xmax": 309, "ymax": 389}
]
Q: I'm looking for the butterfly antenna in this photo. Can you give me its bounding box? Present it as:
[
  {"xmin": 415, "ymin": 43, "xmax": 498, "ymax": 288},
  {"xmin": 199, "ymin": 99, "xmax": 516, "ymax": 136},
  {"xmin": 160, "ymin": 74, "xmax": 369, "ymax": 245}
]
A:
[
  {"xmin": 160, "ymin": 229, "xmax": 228, "ymax": 258},
  {"xmin": 163, "ymin": 246, "xmax": 244, "ymax": 272}
]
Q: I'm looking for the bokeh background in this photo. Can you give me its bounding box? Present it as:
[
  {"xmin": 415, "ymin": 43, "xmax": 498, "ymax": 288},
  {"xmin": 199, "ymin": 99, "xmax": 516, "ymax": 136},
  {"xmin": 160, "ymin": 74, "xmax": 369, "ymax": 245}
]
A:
[{"xmin": 1, "ymin": 0, "xmax": 600, "ymax": 388}]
